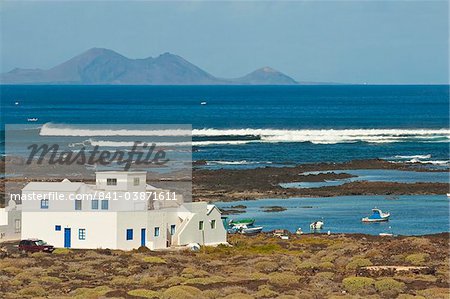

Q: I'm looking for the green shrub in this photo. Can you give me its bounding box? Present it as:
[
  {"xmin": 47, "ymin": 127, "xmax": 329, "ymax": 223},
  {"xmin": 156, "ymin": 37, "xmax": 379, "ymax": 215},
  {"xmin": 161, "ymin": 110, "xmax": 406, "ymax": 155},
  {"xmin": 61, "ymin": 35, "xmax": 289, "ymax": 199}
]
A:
[
  {"xmin": 53, "ymin": 248, "xmax": 72, "ymax": 255},
  {"xmin": 184, "ymin": 275, "xmax": 225, "ymax": 285},
  {"xmin": 396, "ymin": 295, "xmax": 426, "ymax": 299},
  {"xmin": 296, "ymin": 260, "xmax": 318, "ymax": 270},
  {"xmin": 142, "ymin": 256, "xmax": 167, "ymax": 264},
  {"xmin": 39, "ymin": 276, "xmax": 62, "ymax": 285},
  {"xmin": 111, "ymin": 276, "xmax": 134, "ymax": 286},
  {"xmin": 31, "ymin": 251, "xmax": 48, "ymax": 258},
  {"xmin": 2, "ymin": 266, "xmax": 22, "ymax": 275},
  {"xmin": 374, "ymin": 278, "xmax": 406, "ymax": 294},
  {"xmin": 314, "ymin": 271, "xmax": 334, "ymax": 280},
  {"xmin": 254, "ymin": 261, "xmax": 279, "ymax": 273},
  {"xmin": 128, "ymin": 289, "xmax": 160, "ymax": 298},
  {"xmin": 319, "ymin": 261, "xmax": 334, "ymax": 270},
  {"xmin": 223, "ymin": 293, "xmax": 254, "ymax": 299},
  {"xmin": 162, "ymin": 285, "xmax": 203, "ymax": 299},
  {"xmin": 181, "ymin": 267, "xmax": 209, "ymax": 278},
  {"xmin": 17, "ymin": 286, "xmax": 46, "ymax": 297},
  {"xmin": 157, "ymin": 276, "xmax": 187, "ymax": 288},
  {"xmin": 342, "ymin": 276, "xmax": 375, "ymax": 294},
  {"xmin": 248, "ymin": 243, "xmax": 283, "ymax": 254},
  {"xmin": 71, "ymin": 286, "xmax": 112, "ymax": 298},
  {"xmin": 346, "ymin": 258, "xmax": 372, "ymax": 270},
  {"xmin": 14, "ymin": 271, "xmax": 34, "ymax": 281},
  {"xmin": 255, "ymin": 285, "xmax": 278, "ymax": 298},
  {"xmin": 268, "ymin": 271, "xmax": 299, "ymax": 287},
  {"xmin": 320, "ymin": 255, "xmax": 336, "ymax": 263},
  {"xmin": 416, "ymin": 288, "xmax": 450, "ymax": 298},
  {"xmin": 405, "ymin": 253, "xmax": 429, "ymax": 266}
]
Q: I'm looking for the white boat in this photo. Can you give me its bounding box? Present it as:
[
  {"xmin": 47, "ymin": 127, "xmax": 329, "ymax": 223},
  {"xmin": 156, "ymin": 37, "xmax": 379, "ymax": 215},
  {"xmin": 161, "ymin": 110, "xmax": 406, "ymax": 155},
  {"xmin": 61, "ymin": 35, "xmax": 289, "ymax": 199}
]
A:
[
  {"xmin": 362, "ymin": 208, "xmax": 390, "ymax": 222},
  {"xmin": 310, "ymin": 220, "xmax": 324, "ymax": 230},
  {"xmin": 200, "ymin": 101, "xmax": 207, "ymax": 105},
  {"xmin": 27, "ymin": 118, "xmax": 38, "ymax": 122},
  {"xmin": 379, "ymin": 233, "xmax": 393, "ymax": 237},
  {"xmin": 239, "ymin": 225, "xmax": 263, "ymax": 235},
  {"xmin": 15, "ymin": 101, "xmax": 19, "ymax": 105}
]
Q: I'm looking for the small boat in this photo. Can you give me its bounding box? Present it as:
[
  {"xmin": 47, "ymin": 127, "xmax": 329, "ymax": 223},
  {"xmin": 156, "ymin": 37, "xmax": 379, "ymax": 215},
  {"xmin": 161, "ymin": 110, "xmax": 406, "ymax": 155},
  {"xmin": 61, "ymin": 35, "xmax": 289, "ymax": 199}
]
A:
[
  {"xmin": 379, "ymin": 233, "xmax": 393, "ymax": 237},
  {"xmin": 239, "ymin": 225, "xmax": 263, "ymax": 235},
  {"xmin": 362, "ymin": 208, "xmax": 390, "ymax": 222},
  {"xmin": 15, "ymin": 101, "xmax": 19, "ymax": 105},
  {"xmin": 229, "ymin": 218, "xmax": 255, "ymax": 228},
  {"xmin": 27, "ymin": 118, "xmax": 38, "ymax": 122},
  {"xmin": 310, "ymin": 220, "xmax": 324, "ymax": 230},
  {"xmin": 200, "ymin": 101, "xmax": 207, "ymax": 105}
]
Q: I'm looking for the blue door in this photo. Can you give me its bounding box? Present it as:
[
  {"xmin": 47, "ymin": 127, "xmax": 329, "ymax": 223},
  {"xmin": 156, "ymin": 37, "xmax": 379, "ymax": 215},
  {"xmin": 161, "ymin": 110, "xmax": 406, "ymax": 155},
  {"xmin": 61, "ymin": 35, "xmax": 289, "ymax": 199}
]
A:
[
  {"xmin": 140, "ymin": 228, "xmax": 146, "ymax": 247},
  {"xmin": 64, "ymin": 228, "xmax": 71, "ymax": 248}
]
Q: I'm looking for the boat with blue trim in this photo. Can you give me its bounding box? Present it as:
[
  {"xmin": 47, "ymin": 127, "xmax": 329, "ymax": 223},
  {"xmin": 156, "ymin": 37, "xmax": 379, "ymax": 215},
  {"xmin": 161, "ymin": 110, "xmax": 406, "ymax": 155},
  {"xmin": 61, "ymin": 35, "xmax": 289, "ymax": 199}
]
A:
[{"xmin": 362, "ymin": 208, "xmax": 390, "ymax": 222}]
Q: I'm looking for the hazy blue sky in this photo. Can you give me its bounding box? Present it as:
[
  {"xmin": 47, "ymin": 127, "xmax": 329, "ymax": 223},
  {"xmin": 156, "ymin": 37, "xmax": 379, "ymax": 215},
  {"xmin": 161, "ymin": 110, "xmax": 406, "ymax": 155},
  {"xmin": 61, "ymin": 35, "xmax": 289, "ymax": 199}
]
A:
[{"xmin": 1, "ymin": 1, "xmax": 448, "ymax": 84}]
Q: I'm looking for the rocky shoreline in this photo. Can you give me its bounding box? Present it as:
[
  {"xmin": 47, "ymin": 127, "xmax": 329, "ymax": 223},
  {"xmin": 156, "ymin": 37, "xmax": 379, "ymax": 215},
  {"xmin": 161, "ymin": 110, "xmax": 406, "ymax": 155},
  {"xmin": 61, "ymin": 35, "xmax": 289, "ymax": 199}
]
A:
[
  {"xmin": 1, "ymin": 159, "xmax": 448, "ymax": 206},
  {"xmin": 192, "ymin": 159, "xmax": 449, "ymax": 202}
]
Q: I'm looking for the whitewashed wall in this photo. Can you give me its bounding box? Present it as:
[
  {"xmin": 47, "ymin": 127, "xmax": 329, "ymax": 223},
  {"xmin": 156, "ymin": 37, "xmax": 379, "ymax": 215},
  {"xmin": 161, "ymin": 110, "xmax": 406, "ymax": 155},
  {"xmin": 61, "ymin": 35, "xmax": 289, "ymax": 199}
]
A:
[{"xmin": 22, "ymin": 212, "xmax": 118, "ymax": 249}]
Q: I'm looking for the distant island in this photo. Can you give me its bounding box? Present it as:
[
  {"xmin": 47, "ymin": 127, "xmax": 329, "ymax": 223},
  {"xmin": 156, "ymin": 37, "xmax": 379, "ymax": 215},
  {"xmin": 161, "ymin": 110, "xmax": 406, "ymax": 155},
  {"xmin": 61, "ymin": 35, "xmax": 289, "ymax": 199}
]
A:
[{"xmin": 1, "ymin": 48, "xmax": 308, "ymax": 85}]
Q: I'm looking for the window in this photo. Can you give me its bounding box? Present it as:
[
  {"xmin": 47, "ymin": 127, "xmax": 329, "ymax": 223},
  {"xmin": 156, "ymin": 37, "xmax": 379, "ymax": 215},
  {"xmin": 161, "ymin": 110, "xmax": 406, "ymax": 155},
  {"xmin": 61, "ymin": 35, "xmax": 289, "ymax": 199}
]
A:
[
  {"xmin": 199, "ymin": 221, "xmax": 204, "ymax": 230},
  {"xmin": 126, "ymin": 229, "xmax": 133, "ymax": 240},
  {"xmin": 40, "ymin": 199, "xmax": 49, "ymax": 209},
  {"xmin": 91, "ymin": 199, "xmax": 99, "ymax": 210},
  {"xmin": 107, "ymin": 178, "xmax": 117, "ymax": 186},
  {"xmin": 75, "ymin": 200, "xmax": 82, "ymax": 210},
  {"xmin": 170, "ymin": 224, "xmax": 176, "ymax": 235},
  {"xmin": 154, "ymin": 227, "xmax": 160, "ymax": 237},
  {"xmin": 133, "ymin": 177, "xmax": 140, "ymax": 186},
  {"xmin": 78, "ymin": 229, "xmax": 86, "ymax": 240},
  {"xmin": 55, "ymin": 225, "xmax": 61, "ymax": 231},
  {"xmin": 101, "ymin": 200, "xmax": 109, "ymax": 210},
  {"xmin": 14, "ymin": 219, "xmax": 21, "ymax": 233},
  {"xmin": 211, "ymin": 220, "xmax": 216, "ymax": 229}
]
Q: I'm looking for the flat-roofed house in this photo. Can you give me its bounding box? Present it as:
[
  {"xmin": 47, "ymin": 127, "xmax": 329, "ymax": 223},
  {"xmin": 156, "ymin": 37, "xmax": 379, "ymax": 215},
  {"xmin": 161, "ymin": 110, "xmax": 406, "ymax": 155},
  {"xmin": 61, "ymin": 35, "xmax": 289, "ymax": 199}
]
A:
[{"xmin": 21, "ymin": 171, "xmax": 227, "ymax": 250}]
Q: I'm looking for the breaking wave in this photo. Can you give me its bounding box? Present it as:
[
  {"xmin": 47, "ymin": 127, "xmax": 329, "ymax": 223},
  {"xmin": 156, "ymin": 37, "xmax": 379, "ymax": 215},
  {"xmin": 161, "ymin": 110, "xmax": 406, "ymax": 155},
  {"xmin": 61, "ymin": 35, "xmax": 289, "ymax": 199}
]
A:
[
  {"xmin": 206, "ymin": 160, "xmax": 272, "ymax": 165},
  {"xmin": 42, "ymin": 123, "xmax": 450, "ymax": 145},
  {"xmin": 394, "ymin": 154, "xmax": 432, "ymax": 159}
]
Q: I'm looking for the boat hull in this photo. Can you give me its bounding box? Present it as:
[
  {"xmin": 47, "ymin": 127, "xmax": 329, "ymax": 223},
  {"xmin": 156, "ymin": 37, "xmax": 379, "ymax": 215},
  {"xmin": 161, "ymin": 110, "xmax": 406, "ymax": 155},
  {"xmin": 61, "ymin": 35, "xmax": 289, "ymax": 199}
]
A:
[
  {"xmin": 361, "ymin": 217, "xmax": 389, "ymax": 223},
  {"xmin": 240, "ymin": 226, "xmax": 263, "ymax": 235}
]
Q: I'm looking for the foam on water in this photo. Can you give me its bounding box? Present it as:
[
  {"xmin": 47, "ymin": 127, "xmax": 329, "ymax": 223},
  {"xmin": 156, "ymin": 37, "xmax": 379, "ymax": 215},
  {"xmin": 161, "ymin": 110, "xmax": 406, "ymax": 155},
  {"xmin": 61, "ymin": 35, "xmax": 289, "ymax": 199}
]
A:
[{"xmin": 41, "ymin": 124, "xmax": 450, "ymax": 145}]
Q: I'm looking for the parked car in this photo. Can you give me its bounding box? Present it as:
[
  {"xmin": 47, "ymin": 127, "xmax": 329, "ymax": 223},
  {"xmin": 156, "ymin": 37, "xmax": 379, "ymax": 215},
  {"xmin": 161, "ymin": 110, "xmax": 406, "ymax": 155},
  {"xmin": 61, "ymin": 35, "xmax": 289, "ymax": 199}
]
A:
[{"xmin": 18, "ymin": 239, "xmax": 55, "ymax": 253}]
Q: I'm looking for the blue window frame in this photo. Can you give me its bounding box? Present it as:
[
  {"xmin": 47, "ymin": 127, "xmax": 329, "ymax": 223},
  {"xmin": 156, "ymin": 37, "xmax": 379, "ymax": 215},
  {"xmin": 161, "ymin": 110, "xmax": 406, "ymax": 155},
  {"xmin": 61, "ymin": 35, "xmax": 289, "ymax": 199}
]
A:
[
  {"xmin": 75, "ymin": 200, "xmax": 82, "ymax": 210},
  {"xmin": 55, "ymin": 225, "xmax": 61, "ymax": 231},
  {"xmin": 101, "ymin": 200, "xmax": 109, "ymax": 210},
  {"xmin": 40, "ymin": 199, "xmax": 49, "ymax": 209},
  {"xmin": 78, "ymin": 229, "xmax": 86, "ymax": 240},
  {"xmin": 91, "ymin": 199, "xmax": 99, "ymax": 210},
  {"xmin": 170, "ymin": 224, "xmax": 176, "ymax": 235},
  {"xmin": 126, "ymin": 229, "xmax": 133, "ymax": 240},
  {"xmin": 154, "ymin": 227, "xmax": 160, "ymax": 237}
]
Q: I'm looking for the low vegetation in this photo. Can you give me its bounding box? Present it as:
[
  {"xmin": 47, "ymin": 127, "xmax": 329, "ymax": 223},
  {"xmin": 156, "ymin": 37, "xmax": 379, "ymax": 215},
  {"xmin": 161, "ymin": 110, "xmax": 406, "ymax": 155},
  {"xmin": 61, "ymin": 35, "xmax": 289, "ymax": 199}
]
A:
[{"xmin": 0, "ymin": 233, "xmax": 448, "ymax": 298}]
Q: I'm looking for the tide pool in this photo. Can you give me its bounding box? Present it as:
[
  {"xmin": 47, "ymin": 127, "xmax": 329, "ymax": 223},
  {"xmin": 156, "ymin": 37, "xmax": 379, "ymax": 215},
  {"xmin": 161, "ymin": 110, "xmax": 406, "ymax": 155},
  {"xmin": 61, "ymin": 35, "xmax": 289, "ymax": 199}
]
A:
[
  {"xmin": 216, "ymin": 195, "xmax": 449, "ymax": 236},
  {"xmin": 281, "ymin": 169, "xmax": 449, "ymax": 188}
]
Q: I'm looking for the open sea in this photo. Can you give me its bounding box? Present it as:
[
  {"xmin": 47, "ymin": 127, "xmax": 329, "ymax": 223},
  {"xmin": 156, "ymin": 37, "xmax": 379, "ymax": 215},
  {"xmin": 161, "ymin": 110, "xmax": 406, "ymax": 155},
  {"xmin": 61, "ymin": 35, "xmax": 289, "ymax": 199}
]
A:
[
  {"xmin": 1, "ymin": 85, "xmax": 448, "ymax": 235},
  {"xmin": 1, "ymin": 85, "xmax": 449, "ymax": 166}
]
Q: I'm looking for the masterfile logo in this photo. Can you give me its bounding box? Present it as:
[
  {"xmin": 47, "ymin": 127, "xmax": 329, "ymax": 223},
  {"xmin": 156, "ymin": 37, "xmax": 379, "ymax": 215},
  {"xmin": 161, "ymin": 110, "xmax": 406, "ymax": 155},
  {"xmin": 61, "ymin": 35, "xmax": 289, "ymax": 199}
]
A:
[
  {"xmin": 5, "ymin": 124, "xmax": 193, "ymax": 205},
  {"xmin": 26, "ymin": 141, "xmax": 170, "ymax": 171}
]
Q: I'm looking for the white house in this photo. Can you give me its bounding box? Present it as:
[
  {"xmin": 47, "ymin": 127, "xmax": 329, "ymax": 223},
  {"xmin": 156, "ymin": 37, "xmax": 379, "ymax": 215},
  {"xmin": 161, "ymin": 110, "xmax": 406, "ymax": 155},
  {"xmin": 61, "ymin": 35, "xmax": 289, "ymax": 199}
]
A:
[
  {"xmin": 0, "ymin": 199, "xmax": 22, "ymax": 242},
  {"xmin": 21, "ymin": 171, "xmax": 227, "ymax": 250}
]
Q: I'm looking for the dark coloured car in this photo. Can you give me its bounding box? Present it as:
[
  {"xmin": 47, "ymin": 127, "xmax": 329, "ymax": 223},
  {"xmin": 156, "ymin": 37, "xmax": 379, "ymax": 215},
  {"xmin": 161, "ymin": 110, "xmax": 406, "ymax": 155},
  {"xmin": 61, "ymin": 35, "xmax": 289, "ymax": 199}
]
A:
[{"xmin": 18, "ymin": 239, "xmax": 55, "ymax": 253}]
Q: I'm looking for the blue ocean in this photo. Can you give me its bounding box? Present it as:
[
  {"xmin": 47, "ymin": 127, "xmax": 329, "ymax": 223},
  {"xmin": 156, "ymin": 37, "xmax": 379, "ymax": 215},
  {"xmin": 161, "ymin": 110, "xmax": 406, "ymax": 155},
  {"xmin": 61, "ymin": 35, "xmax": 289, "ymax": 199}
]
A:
[
  {"xmin": 1, "ymin": 85, "xmax": 449, "ymax": 235},
  {"xmin": 1, "ymin": 85, "xmax": 449, "ymax": 167}
]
